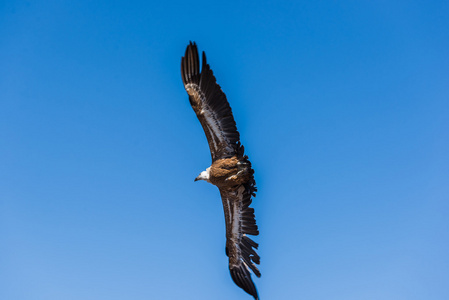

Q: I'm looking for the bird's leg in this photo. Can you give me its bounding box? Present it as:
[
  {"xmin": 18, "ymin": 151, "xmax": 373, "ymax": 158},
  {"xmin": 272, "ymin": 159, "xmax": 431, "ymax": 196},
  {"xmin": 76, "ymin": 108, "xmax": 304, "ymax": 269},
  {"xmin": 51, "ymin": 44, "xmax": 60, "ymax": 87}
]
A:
[{"xmin": 225, "ymin": 161, "xmax": 250, "ymax": 184}]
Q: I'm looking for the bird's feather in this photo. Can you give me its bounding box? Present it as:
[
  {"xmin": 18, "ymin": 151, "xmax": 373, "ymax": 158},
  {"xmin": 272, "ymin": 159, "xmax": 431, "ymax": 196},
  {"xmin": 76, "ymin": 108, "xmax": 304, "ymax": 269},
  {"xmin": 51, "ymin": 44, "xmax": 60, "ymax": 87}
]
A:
[{"xmin": 181, "ymin": 42, "xmax": 240, "ymax": 162}]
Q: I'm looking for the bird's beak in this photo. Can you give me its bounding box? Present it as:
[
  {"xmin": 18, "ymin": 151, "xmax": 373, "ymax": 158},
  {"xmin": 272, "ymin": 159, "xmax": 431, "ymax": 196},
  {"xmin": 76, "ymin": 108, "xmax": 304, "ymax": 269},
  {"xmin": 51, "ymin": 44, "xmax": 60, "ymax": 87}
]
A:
[{"xmin": 194, "ymin": 176, "xmax": 200, "ymax": 182}]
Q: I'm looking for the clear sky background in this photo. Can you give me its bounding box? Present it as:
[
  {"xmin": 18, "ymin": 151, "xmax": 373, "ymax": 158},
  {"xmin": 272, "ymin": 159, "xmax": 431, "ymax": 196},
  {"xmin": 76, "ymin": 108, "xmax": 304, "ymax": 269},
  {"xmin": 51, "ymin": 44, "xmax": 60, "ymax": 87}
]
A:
[{"xmin": 1, "ymin": 1, "xmax": 448, "ymax": 299}]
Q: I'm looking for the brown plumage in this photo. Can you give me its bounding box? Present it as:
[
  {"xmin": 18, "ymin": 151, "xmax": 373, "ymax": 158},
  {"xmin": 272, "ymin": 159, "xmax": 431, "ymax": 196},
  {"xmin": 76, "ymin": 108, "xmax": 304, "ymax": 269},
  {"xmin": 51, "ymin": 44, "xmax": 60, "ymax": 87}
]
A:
[{"xmin": 181, "ymin": 42, "xmax": 260, "ymax": 299}]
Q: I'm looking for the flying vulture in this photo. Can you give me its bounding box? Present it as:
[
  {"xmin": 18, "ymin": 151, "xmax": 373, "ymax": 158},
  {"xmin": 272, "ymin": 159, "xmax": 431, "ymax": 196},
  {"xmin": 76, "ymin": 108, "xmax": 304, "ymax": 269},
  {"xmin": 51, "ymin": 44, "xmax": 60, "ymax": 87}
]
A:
[{"xmin": 181, "ymin": 42, "xmax": 260, "ymax": 299}]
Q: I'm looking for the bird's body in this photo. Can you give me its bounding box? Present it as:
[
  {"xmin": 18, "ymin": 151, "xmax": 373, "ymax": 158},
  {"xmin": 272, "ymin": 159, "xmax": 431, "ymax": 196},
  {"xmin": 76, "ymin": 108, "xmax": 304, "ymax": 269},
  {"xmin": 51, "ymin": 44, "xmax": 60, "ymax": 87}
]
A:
[
  {"xmin": 181, "ymin": 42, "xmax": 260, "ymax": 299},
  {"xmin": 208, "ymin": 157, "xmax": 252, "ymax": 186}
]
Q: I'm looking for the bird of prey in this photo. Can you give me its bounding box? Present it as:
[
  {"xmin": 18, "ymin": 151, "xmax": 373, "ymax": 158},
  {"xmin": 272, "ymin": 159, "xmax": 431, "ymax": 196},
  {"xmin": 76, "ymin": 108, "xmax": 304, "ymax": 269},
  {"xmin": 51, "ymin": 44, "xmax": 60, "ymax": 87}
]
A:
[{"xmin": 181, "ymin": 42, "xmax": 261, "ymax": 299}]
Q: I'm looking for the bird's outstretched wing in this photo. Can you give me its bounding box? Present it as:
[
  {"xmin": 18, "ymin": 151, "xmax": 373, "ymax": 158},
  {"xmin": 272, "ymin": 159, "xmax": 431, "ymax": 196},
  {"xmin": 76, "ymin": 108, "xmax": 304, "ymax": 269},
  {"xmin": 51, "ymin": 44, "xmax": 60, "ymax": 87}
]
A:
[
  {"xmin": 181, "ymin": 42, "xmax": 240, "ymax": 162},
  {"xmin": 220, "ymin": 173, "xmax": 260, "ymax": 300}
]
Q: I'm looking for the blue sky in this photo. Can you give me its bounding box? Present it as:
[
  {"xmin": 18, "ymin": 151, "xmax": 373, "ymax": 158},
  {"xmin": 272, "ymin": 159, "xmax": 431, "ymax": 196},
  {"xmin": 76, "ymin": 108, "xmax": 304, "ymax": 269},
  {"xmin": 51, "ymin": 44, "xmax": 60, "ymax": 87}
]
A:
[{"xmin": 1, "ymin": 1, "xmax": 448, "ymax": 299}]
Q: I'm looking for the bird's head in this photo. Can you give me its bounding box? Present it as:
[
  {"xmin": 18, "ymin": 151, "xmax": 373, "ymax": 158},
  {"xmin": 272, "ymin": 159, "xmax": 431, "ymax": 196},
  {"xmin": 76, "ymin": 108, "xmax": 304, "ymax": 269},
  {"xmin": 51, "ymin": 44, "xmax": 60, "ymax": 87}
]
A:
[{"xmin": 194, "ymin": 168, "xmax": 211, "ymax": 183}]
